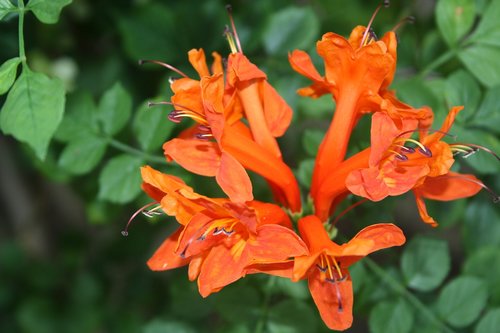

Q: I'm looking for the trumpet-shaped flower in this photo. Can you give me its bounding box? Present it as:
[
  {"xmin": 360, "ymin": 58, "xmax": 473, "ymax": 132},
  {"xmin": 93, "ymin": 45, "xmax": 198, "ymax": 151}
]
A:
[{"xmin": 293, "ymin": 215, "xmax": 405, "ymax": 330}]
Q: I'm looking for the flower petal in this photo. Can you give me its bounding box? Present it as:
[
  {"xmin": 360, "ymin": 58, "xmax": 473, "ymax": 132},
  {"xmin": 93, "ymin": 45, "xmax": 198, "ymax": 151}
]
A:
[
  {"xmin": 417, "ymin": 172, "xmax": 482, "ymax": 201},
  {"xmin": 216, "ymin": 151, "xmax": 253, "ymax": 203},
  {"xmin": 147, "ymin": 227, "xmax": 190, "ymax": 271},
  {"xmin": 163, "ymin": 138, "xmax": 220, "ymax": 177}
]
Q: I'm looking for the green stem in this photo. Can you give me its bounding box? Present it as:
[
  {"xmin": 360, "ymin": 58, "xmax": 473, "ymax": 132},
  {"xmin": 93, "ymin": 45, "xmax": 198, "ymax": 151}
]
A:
[
  {"xmin": 363, "ymin": 258, "xmax": 455, "ymax": 333},
  {"xmin": 254, "ymin": 276, "xmax": 277, "ymax": 333},
  {"xmin": 108, "ymin": 138, "xmax": 166, "ymax": 164},
  {"xmin": 18, "ymin": 0, "xmax": 26, "ymax": 65},
  {"xmin": 418, "ymin": 49, "xmax": 457, "ymax": 79}
]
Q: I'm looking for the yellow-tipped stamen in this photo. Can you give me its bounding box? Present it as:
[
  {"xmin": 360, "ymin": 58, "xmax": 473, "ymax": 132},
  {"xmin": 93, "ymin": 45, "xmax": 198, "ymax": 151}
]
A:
[
  {"xmin": 226, "ymin": 4, "xmax": 243, "ymax": 53},
  {"xmin": 394, "ymin": 137, "xmax": 428, "ymax": 153},
  {"xmin": 360, "ymin": 1, "xmax": 390, "ymax": 47},
  {"xmin": 224, "ymin": 29, "xmax": 238, "ymax": 54},
  {"xmin": 331, "ymin": 256, "xmax": 343, "ymax": 279}
]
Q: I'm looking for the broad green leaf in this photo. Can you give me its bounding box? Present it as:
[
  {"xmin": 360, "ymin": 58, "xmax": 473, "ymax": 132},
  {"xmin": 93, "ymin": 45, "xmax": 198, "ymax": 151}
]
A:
[
  {"xmin": 27, "ymin": 0, "xmax": 72, "ymax": 24},
  {"xmin": 459, "ymin": 44, "xmax": 500, "ymax": 87},
  {"xmin": 472, "ymin": 85, "xmax": 500, "ymax": 134},
  {"xmin": 17, "ymin": 298, "xmax": 57, "ymax": 333},
  {"xmin": 142, "ymin": 319, "xmax": 196, "ymax": 333},
  {"xmin": 302, "ymin": 129, "xmax": 324, "ymax": 156},
  {"xmin": 132, "ymin": 101, "xmax": 174, "ymax": 152},
  {"xmin": 98, "ymin": 82, "xmax": 132, "ymax": 136},
  {"xmin": 475, "ymin": 309, "xmax": 500, "ymax": 333},
  {"xmin": 117, "ymin": 3, "xmax": 177, "ymax": 62},
  {"xmin": 267, "ymin": 299, "xmax": 318, "ymax": 333},
  {"xmin": 401, "ymin": 237, "xmax": 450, "ymax": 292},
  {"xmin": 464, "ymin": 247, "xmax": 500, "ymax": 304},
  {"xmin": 369, "ymin": 300, "xmax": 414, "ymax": 333},
  {"xmin": 469, "ymin": 0, "xmax": 500, "ymax": 46},
  {"xmin": 350, "ymin": 261, "xmax": 367, "ymax": 293},
  {"xmin": 393, "ymin": 78, "xmax": 443, "ymax": 114},
  {"xmin": 0, "ymin": 67, "xmax": 65, "ymax": 160},
  {"xmin": 169, "ymin": 277, "xmax": 213, "ymax": 320},
  {"xmin": 436, "ymin": 0, "xmax": 475, "ymax": 47},
  {"xmin": 213, "ymin": 284, "xmax": 260, "ymax": 324},
  {"xmin": 263, "ymin": 7, "xmax": 320, "ymax": 55},
  {"xmin": 451, "ymin": 125, "xmax": 500, "ymax": 174},
  {"xmin": 54, "ymin": 91, "xmax": 98, "ymax": 142},
  {"xmin": 271, "ymin": 278, "xmax": 309, "ymax": 300},
  {"xmin": 0, "ymin": 0, "xmax": 15, "ymax": 21},
  {"xmin": 445, "ymin": 70, "xmax": 481, "ymax": 123},
  {"xmin": 297, "ymin": 159, "xmax": 315, "ymax": 188},
  {"xmin": 98, "ymin": 155, "xmax": 143, "ymax": 203},
  {"xmin": 463, "ymin": 199, "xmax": 500, "ymax": 253},
  {"xmin": 437, "ymin": 276, "xmax": 488, "ymax": 328},
  {"xmin": 0, "ymin": 57, "xmax": 20, "ymax": 94},
  {"xmin": 58, "ymin": 135, "xmax": 107, "ymax": 175},
  {"xmin": 298, "ymin": 94, "xmax": 334, "ymax": 119}
]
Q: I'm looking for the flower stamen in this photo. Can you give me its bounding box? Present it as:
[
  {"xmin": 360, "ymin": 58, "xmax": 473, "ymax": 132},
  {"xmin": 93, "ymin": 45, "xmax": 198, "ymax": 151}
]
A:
[
  {"xmin": 122, "ymin": 201, "xmax": 160, "ymax": 236},
  {"xmin": 138, "ymin": 59, "xmax": 188, "ymax": 78},
  {"xmin": 360, "ymin": 1, "xmax": 390, "ymax": 47}
]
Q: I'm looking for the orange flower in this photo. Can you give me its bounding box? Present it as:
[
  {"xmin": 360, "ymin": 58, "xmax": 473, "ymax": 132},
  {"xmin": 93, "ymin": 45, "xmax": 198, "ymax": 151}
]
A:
[
  {"xmin": 293, "ymin": 215, "xmax": 405, "ymax": 331},
  {"xmin": 142, "ymin": 166, "xmax": 308, "ymax": 297}
]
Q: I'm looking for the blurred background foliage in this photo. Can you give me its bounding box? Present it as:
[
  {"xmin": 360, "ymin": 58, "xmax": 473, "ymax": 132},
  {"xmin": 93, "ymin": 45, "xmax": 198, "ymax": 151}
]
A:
[{"xmin": 0, "ymin": 0, "xmax": 499, "ymax": 332}]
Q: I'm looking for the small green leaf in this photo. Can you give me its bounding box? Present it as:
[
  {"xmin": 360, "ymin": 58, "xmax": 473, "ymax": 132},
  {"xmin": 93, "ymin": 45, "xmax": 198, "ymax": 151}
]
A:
[
  {"xmin": 0, "ymin": 57, "xmax": 20, "ymax": 94},
  {"xmin": 263, "ymin": 7, "xmax": 320, "ymax": 55},
  {"xmin": 271, "ymin": 278, "xmax": 309, "ymax": 300},
  {"xmin": 472, "ymin": 85, "xmax": 500, "ymax": 134},
  {"xmin": 463, "ymin": 198, "xmax": 500, "ymax": 252},
  {"xmin": 369, "ymin": 300, "xmax": 414, "ymax": 333},
  {"xmin": 0, "ymin": 0, "xmax": 15, "ymax": 21},
  {"xmin": 27, "ymin": 0, "xmax": 72, "ymax": 24},
  {"xmin": 393, "ymin": 78, "xmax": 444, "ymax": 115},
  {"xmin": 459, "ymin": 44, "xmax": 500, "ymax": 87},
  {"xmin": 213, "ymin": 284, "xmax": 260, "ymax": 324},
  {"xmin": 296, "ymin": 159, "xmax": 315, "ymax": 188},
  {"xmin": 0, "ymin": 67, "xmax": 65, "ymax": 160},
  {"xmin": 54, "ymin": 91, "xmax": 98, "ymax": 142},
  {"xmin": 98, "ymin": 155, "xmax": 144, "ymax": 203},
  {"xmin": 98, "ymin": 82, "xmax": 132, "ymax": 136},
  {"xmin": 58, "ymin": 135, "xmax": 107, "ymax": 175},
  {"xmin": 267, "ymin": 299, "xmax": 318, "ymax": 333},
  {"xmin": 302, "ymin": 129, "xmax": 324, "ymax": 156},
  {"xmin": 436, "ymin": 0, "xmax": 475, "ymax": 47},
  {"xmin": 469, "ymin": 0, "xmax": 500, "ymax": 46},
  {"xmin": 437, "ymin": 276, "xmax": 488, "ymax": 328},
  {"xmin": 142, "ymin": 319, "xmax": 196, "ymax": 333},
  {"xmin": 464, "ymin": 247, "xmax": 500, "ymax": 304},
  {"xmin": 475, "ymin": 309, "xmax": 500, "ymax": 333},
  {"xmin": 401, "ymin": 237, "xmax": 450, "ymax": 292},
  {"xmin": 445, "ymin": 70, "xmax": 481, "ymax": 122},
  {"xmin": 132, "ymin": 101, "xmax": 174, "ymax": 152}
]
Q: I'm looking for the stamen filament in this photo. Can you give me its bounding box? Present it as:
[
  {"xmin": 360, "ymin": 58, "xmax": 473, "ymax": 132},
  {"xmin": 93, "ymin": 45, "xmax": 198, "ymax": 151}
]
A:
[
  {"xmin": 122, "ymin": 201, "xmax": 159, "ymax": 236},
  {"xmin": 226, "ymin": 4, "xmax": 242, "ymax": 53},
  {"xmin": 394, "ymin": 137, "xmax": 428, "ymax": 153},
  {"xmin": 138, "ymin": 59, "xmax": 188, "ymax": 78},
  {"xmin": 360, "ymin": 1, "xmax": 390, "ymax": 47},
  {"xmin": 224, "ymin": 27, "xmax": 238, "ymax": 54},
  {"xmin": 391, "ymin": 15, "xmax": 415, "ymax": 32},
  {"xmin": 329, "ymin": 199, "xmax": 368, "ymax": 229}
]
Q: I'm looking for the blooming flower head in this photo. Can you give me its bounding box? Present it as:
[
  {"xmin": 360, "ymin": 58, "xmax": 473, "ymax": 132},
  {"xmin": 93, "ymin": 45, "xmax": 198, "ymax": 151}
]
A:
[{"xmin": 293, "ymin": 215, "xmax": 405, "ymax": 330}]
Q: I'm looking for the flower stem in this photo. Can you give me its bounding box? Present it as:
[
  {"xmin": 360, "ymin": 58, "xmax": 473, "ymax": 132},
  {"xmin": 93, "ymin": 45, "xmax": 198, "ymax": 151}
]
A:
[
  {"xmin": 108, "ymin": 139, "xmax": 166, "ymax": 164},
  {"xmin": 418, "ymin": 48, "xmax": 457, "ymax": 79},
  {"xmin": 18, "ymin": 0, "xmax": 27, "ymax": 65},
  {"xmin": 363, "ymin": 258, "xmax": 455, "ymax": 333}
]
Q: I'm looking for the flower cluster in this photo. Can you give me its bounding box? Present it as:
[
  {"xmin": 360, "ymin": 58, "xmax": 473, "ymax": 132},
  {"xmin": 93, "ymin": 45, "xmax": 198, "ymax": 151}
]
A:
[{"xmin": 132, "ymin": 4, "xmax": 493, "ymax": 331}]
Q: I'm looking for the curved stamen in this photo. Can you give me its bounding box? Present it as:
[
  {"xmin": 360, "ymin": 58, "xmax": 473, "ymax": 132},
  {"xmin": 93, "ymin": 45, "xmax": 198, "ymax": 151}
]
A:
[
  {"xmin": 329, "ymin": 199, "xmax": 369, "ymax": 229},
  {"xmin": 417, "ymin": 146, "xmax": 433, "ymax": 157},
  {"xmin": 451, "ymin": 143, "xmax": 500, "ymax": 162},
  {"xmin": 122, "ymin": 201, "xmax": 159, "ymax": 236},
  {"xmin": 223, "ymin": 26, "xmax": 238, "ymax": 54},
  {"xmin": 391, "ymin": 15, "xmax": 415, "ymax": 32},
  {"xmin": 138, "ymin": 59, "xmax": 189, "ymax": 78},
  {"xmin": 195, "ymin": 133, "xmax": 213, "ymax": 140},
  {"xmin": 226, "ymin": 4, "xmax": 242, "ymax": 53},
  {"xmin": 394, "ymin": 137, "xmax": 429, "ymax": 155},
  {"xmin": 360, "ymin": 1, "xmax": 390, "ymax": 47},
  {"xmin": 442, "ymin": 175, "xmax": 500, "ymax": 203}
]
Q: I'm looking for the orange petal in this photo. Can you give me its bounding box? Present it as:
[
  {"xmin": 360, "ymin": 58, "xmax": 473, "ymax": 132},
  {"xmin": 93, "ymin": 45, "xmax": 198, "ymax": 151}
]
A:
[
  {"xmin": 216, "ymin": 151, "xmax": 253, "ymax": 203},
  {"xmin": 227, "ymin": 53, "xmax": 266, "ymax": 86},
  {"xmin": 210, "ymin": 51, "xmax": 223, "ymax": 74},
  {"xmin": 245, "ymin": 261, "xmax": 295, "ymax": 279},
  {"xmin": 251, "ymin": 201, "xmax": 292, "ymax": 229},
  {"xmin": 261, "ymin": 81, "xmax": 293, "ymax": 137},
  {"xmin": 417, "ymin": 172, "xmax": 482, "ymax": 201},
  {"xmin": 369, "ymin": 112, "xmax": 402, "ymax": 166},
  {"xmin": 147, "ymin": 227, "xmax": 190, "ymax": 271},
  {"xmin": 423, "ymin": 106, "xmax": 463, "ymax": 143},
  {"xmin": 188, "ymin": 48, "xmax": 210, "ymax": 77},
  {"xmin": 298, "ymin": 215, "xmax": 340, "ymax": 254},
  {"xmin": 248, "ymin": 224, "xmax": 308, "ymax": 262},
  {"xmin": 163, "ymin": 138, "xmax": 220, "ymax": 177},
  {"xmin": 414, "ymin": 190, "xmax": 438, "ymax": 227},
  {"xmin": 308, "ymin": 270, "xmax": 354, "ymax": 331}
]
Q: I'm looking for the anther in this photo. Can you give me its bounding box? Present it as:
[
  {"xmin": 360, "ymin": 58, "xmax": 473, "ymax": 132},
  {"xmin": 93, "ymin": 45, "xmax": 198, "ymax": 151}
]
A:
[
  {"xmin": 226, "ymin": 4, "xmax": 242, "ymax": 53},
  {"xmin": 395, "ymin": 154, "xmax": 409, "ymax": 161},
  {"xmin": 391, "ymin": 16, "xmax": 415, "ymax": 32},
  {"xmin": 417, "ymin": 146, "xmax": 433, "ymax": 157},
  {"xmin": 400, "ymin": 146, "xmax": 415, "ymax": 154},
  {"xmin": 168, "ymin": 110, "xmax": 182, "ymax": 123},
  {"xmin": 147, "ymin": 101, "xmax": 170, "ymax": 108},
  {"xmin": 195, "ymin": 133, "xmax": 213, "ymax": 140},
  {"xmin": 138, "ymin": 59, "xmax": 189, "ymax": 78},
  {"xmin": 316, "ymin": 264, "xmax": 328, "ymax": 273},
  {"xmin": 360, "ymin": 2, "xmax": 388, "ymax": 47},
  {"xmin": 122, "ymin": 202, "xmax": 159, "ymax": 237}
]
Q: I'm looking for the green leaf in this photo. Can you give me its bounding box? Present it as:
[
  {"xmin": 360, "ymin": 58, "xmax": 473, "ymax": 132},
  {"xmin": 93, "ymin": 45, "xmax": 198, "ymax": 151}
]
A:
[
  {"xmin": 0, "ymin": 0, "xmax": 15, "ymax": 21},
  {"xmin": 27, "ymin": 0, "xmax": 72, "ymax": 24},
  {"xmin": 132, "ymin": 101, "xmax": 174, "ymax": 152},
  {"xmin": 369, "ymin": 300, "xmax": 414, "ymax": 333},
  {"xmin": 58, "ymin": 135, "xmax": 107, "ymax": 175},
  {"xmin": 436, "ymin": 0, "xmax": 475, "ymax": 47},
  {"xmin": 445, "ymin": 70, "xmax": 481, "ymax": 123},
  {"xmin": 437, "ymin": 276, "xmax": 488, "ymax": 328},
  {"xmin": 401, "ymin": 237, "xmax": 450, "ymax": 292},
  {"xmin": 54, "ymin": 91, "xmax": 98, "ymax": 142},
  {"xmin": 464, "ymin": 247, "xmax": 500, "ymax": 304},
  {"xmin": 0, "ymin": 58, "xmax": 20, "ymax": 95},
  {"xmin": 267, "ymin": 299, "xmax": 318, "ymax": 333},
  {"xmin": 475, "ymin": 309, "xmax": 500, "ymax": 333},
  {"xmin": 469, "ymin": 0, "xmax": 500, "ymax": 46},
  {"xmin": 98, "ymin": 155, "xmax": 144, "ymax": 203},
  {"xmin": 463, "ymin": 199, "xmax": 500, "ymax": 253},
  {"xmin": 213, "ymin": 284, "xmax": 260, "ymax": 324},
  {"xmin": 302, "ymin": 129, "xmax": 324, "ymax": 156},
  {"xmin": 393, "ymin": 78, "xmax": 444, "ymax": 115},
  {"xmin": 472, "ymin": 85, "xmax": 500, "ymax": 134},
  {"xmin": 117, "ymin": 3, "xmax": 178, "ymax": 62},
  {"xmin": 451, "ymin": 125, "xmax": 500, "ymax": 174},
  {"xmin": 459, "ymin": 44, "xmax": 500, "ymax": 87},
  {"xmin": 263, "ymin": 6, "xmax": 320, "ymax": 55},
  {"xmin": 297, "ymin": 159, "xmax": 315, "ymax": 188},
  {"xmin": 0, "ymin": 67, "xmax": 65, "ymax": 160},
  {"xmin": 271, "ymin": 278, "xmax": 309, "ymax": 300},
  {"xmin": 142, "ymin": 319, "xmax": 196, "ymax": 333},
  {"xmin": 97, "ymin": 82, "xmax": 132, "ymax": 136}
]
